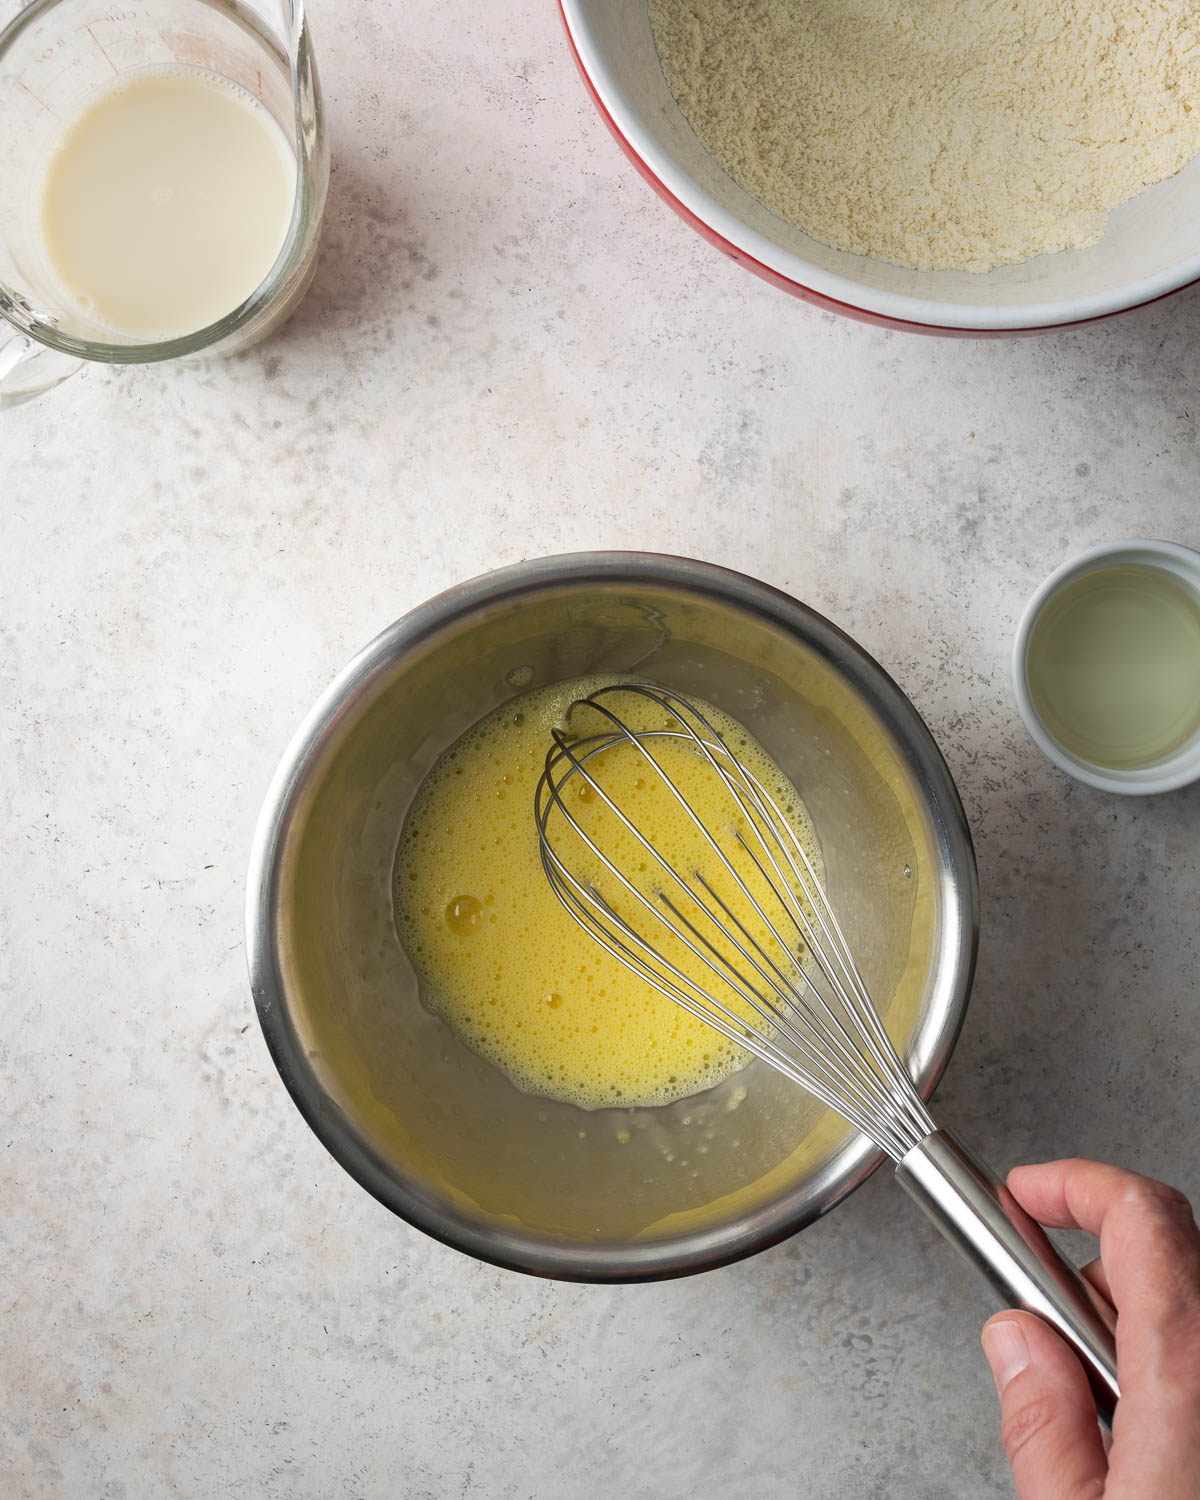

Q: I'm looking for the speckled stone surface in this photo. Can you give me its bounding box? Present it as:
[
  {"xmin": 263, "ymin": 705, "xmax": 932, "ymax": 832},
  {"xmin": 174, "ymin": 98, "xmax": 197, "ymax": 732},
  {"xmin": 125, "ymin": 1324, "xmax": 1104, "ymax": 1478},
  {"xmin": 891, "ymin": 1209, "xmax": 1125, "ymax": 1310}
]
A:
[{"xmin": 4, "ymin": 2, "xmax": 1200, "ymax": 1496}]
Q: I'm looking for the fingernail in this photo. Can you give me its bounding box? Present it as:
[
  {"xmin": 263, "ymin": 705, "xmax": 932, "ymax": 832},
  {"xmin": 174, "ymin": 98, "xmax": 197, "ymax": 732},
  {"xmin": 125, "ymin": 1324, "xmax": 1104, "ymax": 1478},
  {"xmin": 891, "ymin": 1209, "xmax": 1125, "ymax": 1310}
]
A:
[{"xmin": 981, "ymin": 1319, "xmax": 1030, "ymax": 1394}]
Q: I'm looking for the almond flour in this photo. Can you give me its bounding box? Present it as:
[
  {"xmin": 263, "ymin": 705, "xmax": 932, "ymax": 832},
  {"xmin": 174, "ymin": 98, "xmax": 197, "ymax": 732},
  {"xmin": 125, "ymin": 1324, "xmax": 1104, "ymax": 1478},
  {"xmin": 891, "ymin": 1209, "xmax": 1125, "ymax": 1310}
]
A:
[{"xmin": 649, "ymin": 0, "xmax": 1200, "ymax": 272}]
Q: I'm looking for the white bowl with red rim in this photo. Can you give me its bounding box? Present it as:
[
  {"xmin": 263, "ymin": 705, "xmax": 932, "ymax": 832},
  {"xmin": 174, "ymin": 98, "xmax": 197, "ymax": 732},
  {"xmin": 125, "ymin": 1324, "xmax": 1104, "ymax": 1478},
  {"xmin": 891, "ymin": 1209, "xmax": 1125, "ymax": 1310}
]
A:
[{"xmin": 559, "ymin": 0, "xmax": 1200, "ymax": 337}]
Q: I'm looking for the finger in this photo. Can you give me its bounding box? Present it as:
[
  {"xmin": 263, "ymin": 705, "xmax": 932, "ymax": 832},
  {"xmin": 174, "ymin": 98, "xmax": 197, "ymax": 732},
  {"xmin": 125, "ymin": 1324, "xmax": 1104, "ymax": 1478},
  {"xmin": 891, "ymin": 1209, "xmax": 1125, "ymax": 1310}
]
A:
[
  {"xmin": 1080, "ymin": 1256, "xmax": 1111, "ymax": 1306},
  {"xmin": 981, "ymin": 1311, "xmax": 1107, "ymax": 1500},
  {"xmin": 1007, "ymin": 1159, "xmax": 1199, "ymax": 1243},
  {"xmin": 1008, "ymin": 1160, "xmax": 1200, "ymax": 1491},
  {"xmin": 1007, "ymin": 1161, "xmax": 1200, "ymax": 1325}
]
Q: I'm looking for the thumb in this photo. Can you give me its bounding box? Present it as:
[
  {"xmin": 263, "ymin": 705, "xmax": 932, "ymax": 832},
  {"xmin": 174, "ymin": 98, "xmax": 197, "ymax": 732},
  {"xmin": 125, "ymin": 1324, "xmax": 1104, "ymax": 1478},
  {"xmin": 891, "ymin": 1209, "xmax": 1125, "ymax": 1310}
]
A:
[{"xmin": 981, "ymin": 1312, "xmax": 1108, "ymax": 1500}]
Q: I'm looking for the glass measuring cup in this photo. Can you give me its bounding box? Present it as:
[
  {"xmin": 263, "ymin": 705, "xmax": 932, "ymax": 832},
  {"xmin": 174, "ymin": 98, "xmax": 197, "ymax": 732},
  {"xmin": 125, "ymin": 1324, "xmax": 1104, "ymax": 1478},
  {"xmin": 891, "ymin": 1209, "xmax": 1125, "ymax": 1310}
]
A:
[{"xmin": 0, "ymin": 0, "xmax": 328, "ymax": 405}]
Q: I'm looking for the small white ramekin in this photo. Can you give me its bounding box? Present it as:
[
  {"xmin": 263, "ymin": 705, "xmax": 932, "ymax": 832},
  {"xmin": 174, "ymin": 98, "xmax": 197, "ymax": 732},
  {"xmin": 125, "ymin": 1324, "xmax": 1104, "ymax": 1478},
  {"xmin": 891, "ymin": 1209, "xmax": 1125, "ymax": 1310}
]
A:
[{"xmin": 1012, "ymin": 540, "xmax": 1200, "ymax": 795}]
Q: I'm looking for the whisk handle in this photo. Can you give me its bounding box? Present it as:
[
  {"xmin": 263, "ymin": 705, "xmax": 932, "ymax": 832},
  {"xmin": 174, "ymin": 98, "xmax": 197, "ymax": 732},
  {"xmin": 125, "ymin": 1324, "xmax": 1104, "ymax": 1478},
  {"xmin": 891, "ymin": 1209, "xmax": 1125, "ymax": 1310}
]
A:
[{"xmin": 895, "ymin": 1130, "xmax": 1119, "ymax": 1426}]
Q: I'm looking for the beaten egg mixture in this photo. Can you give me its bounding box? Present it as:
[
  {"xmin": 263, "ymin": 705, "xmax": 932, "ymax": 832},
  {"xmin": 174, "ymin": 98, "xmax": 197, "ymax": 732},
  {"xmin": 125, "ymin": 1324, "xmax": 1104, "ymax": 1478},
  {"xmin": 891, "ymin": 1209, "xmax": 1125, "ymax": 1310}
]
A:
[{"xmin": 393, "ymin": 678, "xmax": 821, "ymax": 1110}]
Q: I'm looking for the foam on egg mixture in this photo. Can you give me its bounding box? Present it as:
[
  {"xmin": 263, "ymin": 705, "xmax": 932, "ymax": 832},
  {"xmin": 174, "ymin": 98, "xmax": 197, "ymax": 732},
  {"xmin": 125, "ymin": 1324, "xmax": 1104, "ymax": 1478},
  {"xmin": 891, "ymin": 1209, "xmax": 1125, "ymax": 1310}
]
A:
[{"xmin": 393, "ymin": 677, "xmax": 822, "ymax": 1110}]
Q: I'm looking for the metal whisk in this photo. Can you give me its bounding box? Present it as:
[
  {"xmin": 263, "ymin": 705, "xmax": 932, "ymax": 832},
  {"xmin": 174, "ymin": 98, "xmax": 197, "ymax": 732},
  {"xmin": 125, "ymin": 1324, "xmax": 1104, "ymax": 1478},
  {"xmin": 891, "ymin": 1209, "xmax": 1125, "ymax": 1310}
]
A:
[{"xmin": 535, "ymin": 682, "xmax": 1119, "ymax": 1422}]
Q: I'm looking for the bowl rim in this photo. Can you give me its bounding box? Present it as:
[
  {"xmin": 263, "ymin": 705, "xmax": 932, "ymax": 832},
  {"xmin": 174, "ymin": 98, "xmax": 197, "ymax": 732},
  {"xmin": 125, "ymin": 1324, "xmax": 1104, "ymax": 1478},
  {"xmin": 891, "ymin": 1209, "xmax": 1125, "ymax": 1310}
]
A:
[
  {"xmin": 1011, "ymin": 539, "xmax": 1200, "ymax": 794},
  {"xmin": 558, "ymin": 0, "xmax": 1200, "ymax": 335},
  {"xmin": 246, "ymin": 551, "xmax": 979, "ymax": 1281}
]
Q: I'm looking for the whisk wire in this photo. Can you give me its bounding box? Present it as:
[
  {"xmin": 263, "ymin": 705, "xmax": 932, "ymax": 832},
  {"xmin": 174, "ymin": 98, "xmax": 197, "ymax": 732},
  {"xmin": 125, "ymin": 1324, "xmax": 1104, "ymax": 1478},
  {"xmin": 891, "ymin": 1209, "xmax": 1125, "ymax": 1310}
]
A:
[
  {"xmin": 730, "ymin": 819, "xmax": 935, "ymax": 1148},
  {"xmin": 538, "ymin": 749, "xmax": 909, "ymax": 1153},
  {"xmin": 662, "ymin": 707, "xmax": 937, "ymax": 1150},
  {"xmin": 554, "ymin": 689, "xmax": 837, "ymax": 1020},
  {"xmin": 535, "ymin": 684, "xmax": 934, "ymax": 1160},
  {"xmin": 674, "ymin": 870, "xmax": 918, "ymax": 1145},
  {"xmin": 547, "ymin": 864, "xmax": 907, "ymax": 1150},
  {"xmin": 645, "ymin": 692, "xmax": 930, "ymax": 1145},
  {"xmin": 655, "ymin": 884, "xmax": 910, "ymax": 1149},
  {"xmin": 542, "ymin": 701, "xmax": 850, "ymax": 1076}
]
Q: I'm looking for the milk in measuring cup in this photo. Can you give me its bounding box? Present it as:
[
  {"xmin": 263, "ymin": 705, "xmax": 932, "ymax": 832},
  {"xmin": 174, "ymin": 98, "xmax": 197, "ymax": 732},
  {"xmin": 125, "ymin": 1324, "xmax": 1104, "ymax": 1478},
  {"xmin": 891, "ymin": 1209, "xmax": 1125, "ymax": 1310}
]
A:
[{"xmin": 38, "ymin": 69, "xmax": 295, "ymax": 340}]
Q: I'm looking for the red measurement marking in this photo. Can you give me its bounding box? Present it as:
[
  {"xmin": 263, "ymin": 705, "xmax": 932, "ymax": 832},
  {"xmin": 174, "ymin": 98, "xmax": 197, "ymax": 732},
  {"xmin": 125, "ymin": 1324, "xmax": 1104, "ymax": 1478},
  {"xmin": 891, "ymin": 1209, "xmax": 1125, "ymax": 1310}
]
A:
[
  {"xmin": 37, "ymin": 65, "xmax": 76, "ymax": 92},
  {"xmin": 15, "ymin": 76, "xmax": 57, "ymax": 117},
  {"xmin": 256, "ymin": 68, "xmax": 262, "ymax": 96},
  {"xmin": 86, "ymin": 24, "xmax": 120, "ymax": 74}
]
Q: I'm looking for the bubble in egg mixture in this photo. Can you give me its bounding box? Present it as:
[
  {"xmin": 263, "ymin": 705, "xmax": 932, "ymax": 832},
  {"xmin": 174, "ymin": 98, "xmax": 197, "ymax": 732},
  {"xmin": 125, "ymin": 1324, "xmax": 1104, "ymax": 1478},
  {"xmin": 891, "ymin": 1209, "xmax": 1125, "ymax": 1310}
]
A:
[
  {"xmin": 445, "ymin": 895, "xmax": 483, "ymax": 934},
  {"xmin": 392, "ymin": 675, "xmax": 823, "ymax": 1110}
]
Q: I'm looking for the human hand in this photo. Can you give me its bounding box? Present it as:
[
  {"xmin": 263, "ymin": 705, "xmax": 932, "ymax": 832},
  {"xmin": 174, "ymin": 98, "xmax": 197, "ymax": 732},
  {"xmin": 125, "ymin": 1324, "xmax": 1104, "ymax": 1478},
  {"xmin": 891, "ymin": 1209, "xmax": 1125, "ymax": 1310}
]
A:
[{"xmin": 980, "ymin": 1159, "xmax": 1200, "ymax": 1499}]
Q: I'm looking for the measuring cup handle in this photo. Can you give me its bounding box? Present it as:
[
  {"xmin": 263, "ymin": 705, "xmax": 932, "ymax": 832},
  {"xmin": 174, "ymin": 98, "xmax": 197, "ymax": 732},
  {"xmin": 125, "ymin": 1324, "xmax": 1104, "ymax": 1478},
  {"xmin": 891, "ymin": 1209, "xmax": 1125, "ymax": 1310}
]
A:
[{"xmin": 0, "ymin": 327, "xmax": 84, "ymax": 408}]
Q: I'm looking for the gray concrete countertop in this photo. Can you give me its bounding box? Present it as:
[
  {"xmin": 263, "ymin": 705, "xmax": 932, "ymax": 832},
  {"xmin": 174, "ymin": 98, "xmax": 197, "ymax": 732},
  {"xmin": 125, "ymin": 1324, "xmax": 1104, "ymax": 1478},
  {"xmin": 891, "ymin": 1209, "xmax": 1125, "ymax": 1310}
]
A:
[{"xmin": 5, "ymin": 2, "xmax": 1199, "ymax": 1495}]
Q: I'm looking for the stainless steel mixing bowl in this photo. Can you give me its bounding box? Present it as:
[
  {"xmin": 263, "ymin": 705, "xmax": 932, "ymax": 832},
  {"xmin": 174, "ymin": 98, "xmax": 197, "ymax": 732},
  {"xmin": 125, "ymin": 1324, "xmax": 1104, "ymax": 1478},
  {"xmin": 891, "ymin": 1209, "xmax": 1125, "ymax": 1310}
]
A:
[{"xmin": 247, "ymin": 553, "xmax": 978, "ymax": 1280}]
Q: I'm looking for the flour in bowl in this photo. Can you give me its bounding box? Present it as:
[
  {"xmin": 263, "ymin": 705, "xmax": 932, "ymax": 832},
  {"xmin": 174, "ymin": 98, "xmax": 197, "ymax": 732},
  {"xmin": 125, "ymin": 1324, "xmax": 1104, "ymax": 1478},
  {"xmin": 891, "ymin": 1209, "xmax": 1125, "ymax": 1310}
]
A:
[{"xmin": 650, "ymin": 0, "xmax": 1200, "ymax": 272}]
